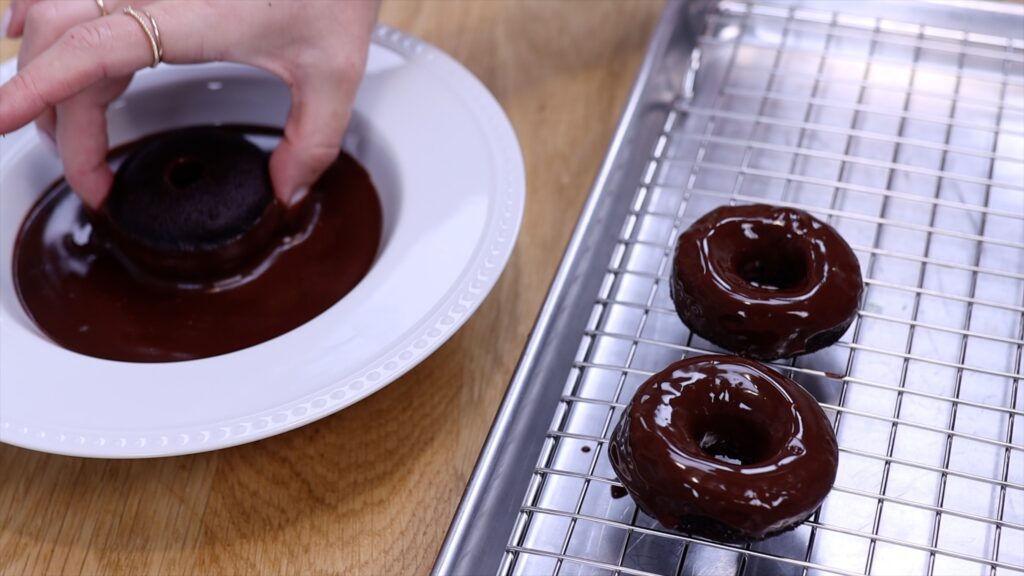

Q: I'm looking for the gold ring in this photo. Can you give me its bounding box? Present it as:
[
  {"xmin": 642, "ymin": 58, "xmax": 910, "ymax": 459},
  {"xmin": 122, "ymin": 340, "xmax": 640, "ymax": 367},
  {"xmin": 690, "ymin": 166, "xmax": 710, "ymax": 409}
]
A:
[
  {"xmin": 95, "ymin": 0, "xmax": 107, "ymax": 16},
  {"xmin": 122, "ymin": 6, "xmax": 163, "ymax": 68}
]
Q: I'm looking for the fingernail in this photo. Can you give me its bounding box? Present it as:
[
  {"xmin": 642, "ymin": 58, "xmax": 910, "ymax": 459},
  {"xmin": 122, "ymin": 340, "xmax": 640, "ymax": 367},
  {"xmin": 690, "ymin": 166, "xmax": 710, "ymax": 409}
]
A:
[
  {"xmin": 36, "ymin": 127, "xmax": 58, "ymax": 157},
  {"xmin": 1, "ymin": 8, "xmax": 12, "ymax": 39},
  {"xmin": 287, "ymin": 186, "xmax": 309, "ymax": 208}
]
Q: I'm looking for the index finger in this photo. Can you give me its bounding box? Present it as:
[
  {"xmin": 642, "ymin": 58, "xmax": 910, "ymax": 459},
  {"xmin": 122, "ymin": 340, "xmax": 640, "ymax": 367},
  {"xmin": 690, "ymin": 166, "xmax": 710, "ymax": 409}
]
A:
[{"xmin": 0, "ymin": 11, "xmax": 155, "ymax": 134}]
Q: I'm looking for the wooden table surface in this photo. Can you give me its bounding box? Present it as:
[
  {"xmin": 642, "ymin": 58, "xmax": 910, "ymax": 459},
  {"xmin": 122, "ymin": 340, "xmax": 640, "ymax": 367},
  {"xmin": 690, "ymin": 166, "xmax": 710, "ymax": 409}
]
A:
[{"xmin": 0, "ymin": 1, "xmax": 664, "ymax": 574}]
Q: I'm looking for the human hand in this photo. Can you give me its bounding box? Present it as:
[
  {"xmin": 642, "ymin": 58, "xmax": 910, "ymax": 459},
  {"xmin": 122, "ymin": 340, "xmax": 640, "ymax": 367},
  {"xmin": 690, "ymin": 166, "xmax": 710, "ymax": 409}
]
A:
[{"xmin": 0, "ymin": 0, "xmax": 380, "ymax": 209}]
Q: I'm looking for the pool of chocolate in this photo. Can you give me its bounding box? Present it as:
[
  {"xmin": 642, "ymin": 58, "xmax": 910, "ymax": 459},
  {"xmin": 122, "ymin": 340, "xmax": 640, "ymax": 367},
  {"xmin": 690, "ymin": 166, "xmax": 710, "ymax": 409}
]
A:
[{"xmin": 13, "ymin": 127, "xmax": 383, "ymax": 362}]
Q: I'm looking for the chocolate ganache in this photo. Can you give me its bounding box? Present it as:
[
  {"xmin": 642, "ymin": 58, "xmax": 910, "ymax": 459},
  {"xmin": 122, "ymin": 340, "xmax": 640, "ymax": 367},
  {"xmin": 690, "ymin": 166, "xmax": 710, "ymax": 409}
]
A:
[
  {"xmin": 671, "ymin": 204, "xmax": 863, "ymax": 360},
  {"xmin": 14, "ymin": 125, "xmax": 382, "ymax": 362},
  {"xmin": 608, "ymin": 355, "xmax": 838, "ymax": 543}
]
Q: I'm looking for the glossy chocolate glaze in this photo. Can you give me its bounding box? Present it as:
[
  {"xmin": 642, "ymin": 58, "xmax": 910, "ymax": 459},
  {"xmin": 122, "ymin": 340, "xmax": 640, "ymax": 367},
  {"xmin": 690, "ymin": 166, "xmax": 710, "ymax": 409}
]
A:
[
  {"xmin": 671, "ymin": 204, "xmax": 863, "ymax": 360},
  {"xmin": 608, "ymin": 355, "xmax": 838, "ymax": 543},
  {"xmin": 14, "ymin": 126, "xmax": 382, "ymax": 362}
]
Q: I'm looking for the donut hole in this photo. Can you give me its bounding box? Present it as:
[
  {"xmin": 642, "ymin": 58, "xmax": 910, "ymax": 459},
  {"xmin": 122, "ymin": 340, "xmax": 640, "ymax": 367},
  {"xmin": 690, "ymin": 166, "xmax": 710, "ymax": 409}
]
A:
[
  {"xmin": 165, "ymin": 156, "xmax": 205, "ymax": 190},
  {"xmin": 692, "ymin": 414, "xmax": 776, "ymax": 466},
  {"xmin": 734, "ymin": 238, "xmax": 808, "ymax": 291}
]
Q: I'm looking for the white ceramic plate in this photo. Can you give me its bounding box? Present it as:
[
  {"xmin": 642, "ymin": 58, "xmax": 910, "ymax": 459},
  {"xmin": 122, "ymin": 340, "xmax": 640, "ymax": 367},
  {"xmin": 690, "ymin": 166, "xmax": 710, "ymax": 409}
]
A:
[{"xmin": 0, "ymin": 25, "xmax": 525, "ymax": 458}]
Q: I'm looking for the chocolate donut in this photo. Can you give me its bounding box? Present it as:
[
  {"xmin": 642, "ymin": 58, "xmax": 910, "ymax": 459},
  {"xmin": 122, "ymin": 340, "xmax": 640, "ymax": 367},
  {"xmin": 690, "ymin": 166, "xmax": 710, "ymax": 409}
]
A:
[
  {"xmin": 671, "ymin": 204, "xmax": 863, "ymax": 360},
  {"xmin": 608, "ymin": 355, "xmax": 838, "ymax": 543},
  {"xmin": 102, "ymin": 126, "xmax": 281, "ymax": 281}
]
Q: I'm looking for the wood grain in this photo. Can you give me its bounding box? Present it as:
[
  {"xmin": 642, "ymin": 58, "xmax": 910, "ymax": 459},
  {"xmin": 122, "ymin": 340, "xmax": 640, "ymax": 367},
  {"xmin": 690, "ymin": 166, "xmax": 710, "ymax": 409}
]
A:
[{"xmin": 0, "ymin": 1, "xmax": 664, "ymax": 574}]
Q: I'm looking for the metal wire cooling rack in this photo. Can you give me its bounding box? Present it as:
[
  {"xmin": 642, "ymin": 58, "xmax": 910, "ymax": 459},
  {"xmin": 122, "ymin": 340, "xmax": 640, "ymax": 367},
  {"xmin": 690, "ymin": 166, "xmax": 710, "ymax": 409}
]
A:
[{"xmin": 435, "ymin": 1, "xmax": 1023, "ymax": 575}]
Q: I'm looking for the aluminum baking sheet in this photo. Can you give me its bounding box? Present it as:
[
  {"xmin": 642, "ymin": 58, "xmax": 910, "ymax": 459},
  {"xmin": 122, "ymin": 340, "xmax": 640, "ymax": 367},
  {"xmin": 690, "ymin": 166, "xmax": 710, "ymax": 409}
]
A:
[{"xmin": 435, "ymin": 1, "xmax": 1023, "ymax": 575}]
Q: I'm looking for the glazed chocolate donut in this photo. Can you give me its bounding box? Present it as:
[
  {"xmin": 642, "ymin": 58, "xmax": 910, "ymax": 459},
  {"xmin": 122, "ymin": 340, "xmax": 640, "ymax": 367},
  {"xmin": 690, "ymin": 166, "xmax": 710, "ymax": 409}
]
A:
[
  {"xmin": 102, "ymin": 126, "xmax": 282, "ymax": 281},
  {"xmin": 609, "ymin": 355, "xmax": 838, "ymax": 543},
  {"xmin": 671, "ymin": 204, "xmax": 863, "ymax": 360}
]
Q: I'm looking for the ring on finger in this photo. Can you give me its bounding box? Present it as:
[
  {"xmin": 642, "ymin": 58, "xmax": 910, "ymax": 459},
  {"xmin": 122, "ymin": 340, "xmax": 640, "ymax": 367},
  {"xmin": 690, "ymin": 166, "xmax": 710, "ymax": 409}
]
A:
[
  {"xmin": 122, "ymin": 6, "xmax": 163, "ymax": 68},
  {"xmin": 95, "ymin": 0, "xmax": 108, "ymax": 17}
]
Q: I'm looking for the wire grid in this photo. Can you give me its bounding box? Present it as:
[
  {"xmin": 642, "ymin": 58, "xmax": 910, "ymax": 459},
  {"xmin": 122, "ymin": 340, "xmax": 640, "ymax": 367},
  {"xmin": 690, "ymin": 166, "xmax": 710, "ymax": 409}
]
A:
[{"xmin": 502, "ymin": 2, "xmax": 1024, "ymax": 575}]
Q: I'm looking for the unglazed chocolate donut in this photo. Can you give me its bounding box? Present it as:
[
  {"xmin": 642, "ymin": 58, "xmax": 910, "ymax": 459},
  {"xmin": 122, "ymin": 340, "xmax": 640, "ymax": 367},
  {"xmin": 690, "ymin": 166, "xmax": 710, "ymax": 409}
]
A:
[
  {"xmin": 608, "ymin": 355, "xmax": 838, "ymax": 543},
  {"xmin": 102, "ymin": 126, "xmax": 281, "ymax": 281},
  {"xmin": 671, "ymin": 204, "xmax": 863, "ymax": 360}
]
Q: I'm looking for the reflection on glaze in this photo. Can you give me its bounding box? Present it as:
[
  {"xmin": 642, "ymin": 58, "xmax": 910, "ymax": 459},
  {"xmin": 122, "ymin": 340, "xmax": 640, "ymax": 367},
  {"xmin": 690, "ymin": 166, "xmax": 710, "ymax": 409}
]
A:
[
  {"xmin": 608, "ymin": 355, "xmax": 838, "ymax": 543},
  {"xmin": 671, "ymin": 204, "xmax": 863, "ymax": 360},
  {"xmin": 14, "ymin": 127, "xmax": 383, "ymax": 362}
]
